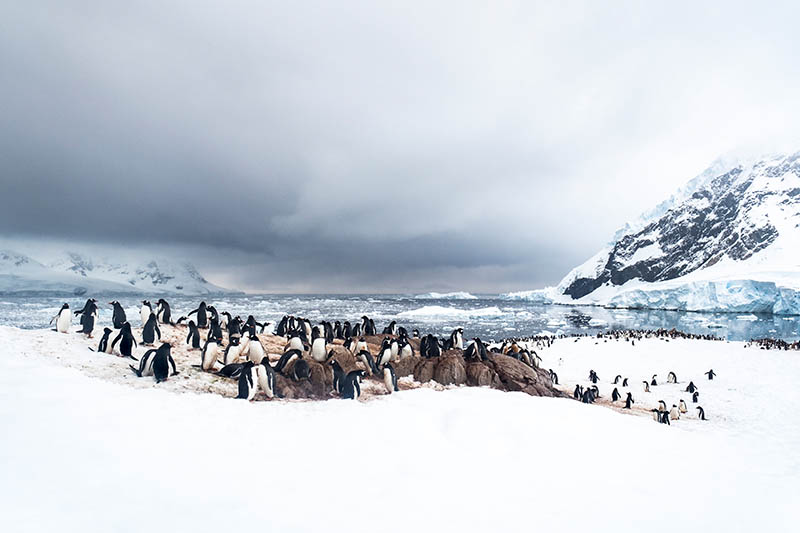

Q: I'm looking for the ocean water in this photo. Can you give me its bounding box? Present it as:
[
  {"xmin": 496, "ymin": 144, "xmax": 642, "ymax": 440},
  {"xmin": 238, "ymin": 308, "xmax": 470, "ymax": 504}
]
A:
[{"xmin": 1, "ymin": 294, "xmax": 798, "ymax": 342}]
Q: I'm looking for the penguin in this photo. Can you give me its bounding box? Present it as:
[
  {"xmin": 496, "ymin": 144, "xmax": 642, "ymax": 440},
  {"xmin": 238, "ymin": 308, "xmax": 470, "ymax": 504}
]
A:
[
  {"xmin": 412, "ymin": 329, "xmax": 420, "ymax": 339},
  {"xmin": 237, "ymin": 361, "xmax": 259, "ymax": 400},
  {"xmin": 243, "ymin": 315, "xmax": 266, "ymax": 337},
  {"xmin": 397, "ymin": 337, "xmax": 415, "ymax": 359},
  {"xmin": 464, "ymin": 338, "xmax": 489, "ymax": 361},
  {"xmin": 93, "ymin": 327, "xmax": 113, "ymax": 354},
  {"xmin": 257, "ymin": 357, "xmax": 276, "ymax": 398},
  {"xmin": 611, "ymin": 387, "xmax": 621, "ymax": 402},
  {"xmin": 200, "ymin": 336, "xmax": 221, "ymax": 371},
  {"xmin": 382, "ymin": 320, "xmax": 397, "ymax": 335},
  {"xmin": 109, "ymin": 301, "xmax": 126, "ymax": 329},
  {"xmin": 696, "ymin": 406, "xmax": 706, "ymax": 420},
  {"xmin": 50, "ymin": 303, "xmax": 71, "ymax": 333},
  {"xmin": 247, "ymin": 334, "xmax": 266, "ymax": 364},
  {"xmin": 383, "ymin": 363, "xmax": 399, "ymax": 393},
  {"xmin": 226, "ymin": 315, "xmax": 243, "ymax": 340},
  {"xmin": 361, "ymin": 316, "xmax": 376, "ymax": 336},
  {"xmin": 129, "ymin": 343, "xmax": 177, "ymax": 383},
  {"xmin": 651, "ymin": 408, "xmax": 660, "ymax": 421},
  {"xmin": 140, "ymin": 300, "xmax": 153, "ymax": 327},
  {"xmin": 420, "ymin": 334, "xmax": 441, "ymax": 358},
  {"xmin": 548, "ymin": 369, "xmax": 559, "ymax": 385},
  {"xmin": 705, "ymin": 369, "xmax": 716, "ymax": 380},
  {"xmin": 276, "ymin": 315, "xmax": 289, "ymax": 337},
  {"xmin": 342, "ymin": 321, "xmax": 353, "ymax": 339},
  {"xmin": 186, "ymin": 320, "xmax": 201, "ymax": 349},
  {"xmin": 613, "ymin": 374, "xmax": 622, "ymax": 385},
  {"xmin": 329, "ymin": 357, "xmax": 346, "ymax": 393},
  {"xmin": 274, "ymin": 349, "xmax": 302, "ymax": 375},
  {"xmin": 156, "ymin": 298, "xmax": 172, "ymax": 325},
  {"xmin": 573, "ymin": 384, "xmax": 583, "ymax": 399},
  {"xmin": 650, "ymin": 374, "xmax": 657, "ymax": 386},
  {"xmin": 444, "ymin": 327, "xmax": 464, "ymax": 350},
  {"xmin": 223, "ymin": 336, "xmax": 246, "ymax": 365},
  {"xmin": 692, "ymin": 391, "xmax": 700, "ymax": 403},
  {"xmin": 679, "ymin": 399, "xmax": 688, "ymax": 414},
  {"xmin": 375, "ymin": 341, "xmax": 393, "ymax": 369},
  {"xmin": 658, "ymin": 400, "xmax": 667, "ymax": 412},
  {"xmin": 217, "ymin": 362, "xmax": 247, "ymax": 379},
  {"xmin": 389, "ymin": 338, "xmax": 399, "ymax": 360},
  {"xmin": 310, "ymin": 336, "xmax": 327, "ymax": 363},
  {"xmin": 141, "ymin": 313, "xmax": 161, "ymax": 345},
  {"xmin": 352, "ymin": 349, "xmax": 376, "ymax": 375},
  {"xmin": 292, "ymin": 358, "xmax": 311, "ymax": 382},
  {"xmin": 624, "ymin": 392, "xmax": 634, "ymax": 409},
  {"xmin": 667, "ymin": 371, "xmax": 677, "ymax": 384},
  {"xmin": 285, "ymin": 334, "xmax": 305, "ymax": 354},
  {"xmin": 188, "ymin": 301, "xmax": 208, "ymax": 328},
  {"xmin": 589, "ymin": 370, "xmax": 599, "ymax": 384},
  {"xmin": 111, "ymin": 322, "xmax": 138, "ymax": 359},
  {"xmin": 659, "ymin": 411, "xmax": 671, "ymax": 425},
  {"xmin": 642, "ymin": 381, "xmax": 650, "ymax": 393},
  {"xmin": 685, "ymin": 381, "xmax": 697, "ymax": 393},
  {"xmin": 208, "ymin": 316, "xmax": 223, "ymax": 343},
  {"xmin": 74, "ymin": 298, "xmax": 98, "ymax": 336},
  {"xmin": 622, "ymin": 377, "xmax": 629, "ymax": 387},
  {"xmin": 341, "ymin": 370, "xmax": 366, "ymax": 400}
]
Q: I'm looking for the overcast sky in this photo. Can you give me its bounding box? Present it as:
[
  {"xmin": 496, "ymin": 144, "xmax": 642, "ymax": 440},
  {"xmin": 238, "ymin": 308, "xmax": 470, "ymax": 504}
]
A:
[{"xmin": 2, "ymin": 1, "xmax": 800, "ymax": 293}]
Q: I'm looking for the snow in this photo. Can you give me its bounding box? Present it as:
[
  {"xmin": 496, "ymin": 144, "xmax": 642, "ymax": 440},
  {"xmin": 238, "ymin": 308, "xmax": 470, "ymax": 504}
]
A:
[
  {"xmin": 625, "ymin": 242, "xmax": 662, "ymax": 265},
  {"xmin": 0, "ymin": 327, "xmax": 797, "ymax": 531},
  {"xmin": 397, "ymin": 305, "xmax": 503, "ymax": 318},
  {"xmin": 413, "ymin": 291, "xmax": 478, "ymax": 300}
]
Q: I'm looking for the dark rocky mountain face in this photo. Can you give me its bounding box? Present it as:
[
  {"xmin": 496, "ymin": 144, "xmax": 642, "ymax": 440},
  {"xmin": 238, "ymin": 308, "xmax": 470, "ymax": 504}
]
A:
[{"xmin": 563, "ymin": 153, "xmax": 799, "ymax": 299}]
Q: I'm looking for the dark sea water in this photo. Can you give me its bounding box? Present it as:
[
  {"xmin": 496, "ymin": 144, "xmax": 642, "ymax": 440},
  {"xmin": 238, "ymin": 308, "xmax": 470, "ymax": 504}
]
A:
[{"xmin": 1, "ymin": 294, "xmax": 798, "ymax": 342}]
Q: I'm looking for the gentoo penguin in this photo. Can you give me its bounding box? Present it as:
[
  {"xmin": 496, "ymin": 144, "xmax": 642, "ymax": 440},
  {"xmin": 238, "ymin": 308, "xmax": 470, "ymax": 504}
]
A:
[
  {"xmin": 274, "ymin": 349, "xmax": 302, "ymax": 375},
  {"xmin": 589, "ymin": 370, "xmax": 599, "ymax": 384},
  {"xmin": 93, "ymin": 327, "xmax": 113, "ymax": 354},
  {"xmin": 667, "ymin": 371, "xmax": 677, "ymax": 384},
  {"xmin": 310, "ymin": 336, "xmax": 328, "ymax": 362},
  {"xmin": 285, "ymin": 334, "xmax": 305, "ymax": 354},
  {"xmin": 186, "ymin": 321, "xmax": 201, "ymax": 349},
  {"xmin": 573, "ymin": 384, "xmax": 583, "ymax": 399},
  {"xmin": 659, "ymin": 411, "xmax": 670, "ymax": 425},
  {"xmin": 624, "ymin": 392, "xmax": 634, "ymax": 409},
  {"xmin": 651, "ymin": 409, "xmax": 660, "ymax": 421},
  {"xmin": 111, "ymin": 322, "xmax": 137, "ymax": 359},
  {"xmin": 109, "ymin": 301, "xmax": 126, "ymax": 329},
  {"xmin": 342, "ymin": 321, "xmax": 352, "ymax": 339},
  {"xmin": 140, "ymin": 300, "xmax": 153, "ymax": 327},
  {"xmin": 75, "ymin": 298, "xmax": 98, "ymax": 336},
  {"xmin": 692, "ymin": 391, "xmax": 700, "ymax": 403},
  {"xmin": 141, "ymin": 313, "xmax": 161, "ymax": 345},
  {"xmin": 464, "ymin": 338, "xmax": 489, "ymax": 361},
  {"xmin": 246, "ymin": 333, "xmax": 266, "ymax": 364},
  {"xmin": 292, "ymin": 358, "xmax": 311, "ymax": 382},
  {"xmin": 657, "ymin": 400, "xmax": 667, "ymax": 412},
  {"xmin": 355, "ymin": 349, "xmax": 377, "ymax": 375},
  {"xmin": 642, "ymin": 381, "xmax": 650, "ymax": 393},
  {"xmin": 412, "ymin": 329, "xmax": 420, "ymax": 339},
  {"xmin": 375, "ymin": 340, "xmax": 393, "ymax": 369},
  {"xmin": 382, "ymin": 320, "xmax": 397, "ymax": 335},
  {"xmin": 257, "ymin": 357, "xmax": 275, "ymax": 398},
  {"xmin": 361, "ymin": 316, "xmax": 376, "ymax": 336},
  {"xmin": 613, "ymin": 375, "xmax": 622, "ymax": 385},
  {"xmin": 420, "ymin": 334, "xmax": 441, "ymax": 358},
  {"xmin": 237, "ymin": 361, "xmax": 259, "ymax": 400},
  {"xmin": 685, "ymin": 381, "xmax": 697, "ymax": 393},
  {"xmin": 397, "ymin": 337, "xmax": 414, "ymax": 359},
  {"xmin": 389, "ymin": 338, "xmax": 399, "ymax": 360},
  {"xmin": 208, "ymin": 316, "xmax": 223, "ymax": 343},
  {"xmin": 217, "ymin": 362, "xmax": 247, "ymax": 379},
  {"xmin": 129, "ymin": 343, "xmax": 177, "ymax": 383},
  {"xmin": 444, "ymin": 327, "xmax": 464, "ymax": 350},
  {"xmin": 622, "ymin": 378, "xmax": 629, "ymax": 387},
  {"xmin": 696, "ymin": 406, "xmax": 706, "ymax": 420},
  {"xmin": 328, "ymin": 357, "xmax": 346, "ymax": 393},
  {"xmin": 383, "ymin": 363, "xmax": 398, "ymax": 393},
  {"xmin": 200, "ymin": 336, "xmax": 221, "ymax": 371},
  {"xmin": 188, "ymin": 301, "xmax": 208, "ymax": 328},
  {"xmin": 276, "ymin": 315, "xmax": 289, "ymax": 337},
  {"xmin": 50, "ymin": 303, "xmax": 71, "ymax": 333},
  {"xmin": 679, "ymin": 399, "xmax": 688, "ymax": 414},
  {"xmin": 705, "ymin": 369, "xmax": 716, "ymax": 380},
  {"xmin": 650, "ymin": 374, "xmax": 657, "ymax": 386},
  {"xmin": 156, "ymin": 298, "xmax": 172, "ymax": 325},
  {"xmin": 611, "ymin": 387, "xmax": 621, "ymax": 402},
  {"xmin": 223, "ymin": 336, "xmax": 247, "ymax": 365},
  {"xmin": 549, "ymin": 369, "xmax": 559, "ymax": 385},
  {"xmin": 341, "ymin": 370, "xmax": 366, "ymax": 400}
]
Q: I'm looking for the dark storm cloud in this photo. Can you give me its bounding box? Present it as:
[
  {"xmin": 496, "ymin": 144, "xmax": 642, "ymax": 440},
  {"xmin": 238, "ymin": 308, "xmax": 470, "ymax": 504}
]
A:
[{"xmin": 2, "ymin": 1, "xmax": 800, "ymax": 292}]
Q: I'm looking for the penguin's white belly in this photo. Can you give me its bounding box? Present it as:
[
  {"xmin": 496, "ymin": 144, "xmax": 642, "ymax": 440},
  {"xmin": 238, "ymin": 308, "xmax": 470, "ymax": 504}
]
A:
[
  {"xmin": 670, "ymin": 408, "xmax": 680, "ymax": 420},
  {"xmin": 141, "ymin": 354, "xmax": 156, "ymax": 377},
  {"xmin": 56, "ymin": 310, "xmax": 71, "ymax": 333},
  {"xmin": 390, "ymin": 343, "xmax": 398, "ymax": 358},
  {"xmin": 455, "ymin": 333, "xmax": 463, "ymax": 350},
  {"xmin": 248, "ymin": 342, "xmax": 265, "ymax": 364},
  {"xmin": 257, "ymin": 365, "xmax": 273, "ymax": 398},
  {"xmin": 140, "ymin": 307, "xmax": 150, "ymax": 327},
  {"xmin": 310, "ymin": 339, "xmax": 327, "ymax": 362},
  {"xmin": 288, "ymin": 337, "xmax": 303, "ymax": 352},
  {"xmin": 383, "ymin": 370, "xmax": 394, "ymax": 393},
  {"xmin": 202, "ymin": 343, "xmax": 219, "ymax": 370},
  {"xmin": 226, "ymin": 344, "xmax": 242, "ymax": 365},
  {"xmin": 246, "ymin": 368, "xmax": 260, "ymax": 400}
]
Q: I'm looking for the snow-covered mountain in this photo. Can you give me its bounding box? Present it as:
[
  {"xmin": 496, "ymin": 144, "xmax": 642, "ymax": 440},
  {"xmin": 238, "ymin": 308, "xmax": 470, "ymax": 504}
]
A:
[
  {"xmin": 506, "ymin": 151, "xmax": 800, "ymax": 314},
  {"xmin": 0, "ymin": 250, "xmax": 236, "ymax": 296}
]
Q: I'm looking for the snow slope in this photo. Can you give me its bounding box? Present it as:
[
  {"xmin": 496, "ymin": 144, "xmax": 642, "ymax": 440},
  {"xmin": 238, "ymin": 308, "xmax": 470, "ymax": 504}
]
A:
[
  {"xmin": 0, "ymin": 327, "xmax": 797, "ymax": 532},
  {"xmin": 0, "ymin": 249, "xmax": 235, "ymax": 295}
]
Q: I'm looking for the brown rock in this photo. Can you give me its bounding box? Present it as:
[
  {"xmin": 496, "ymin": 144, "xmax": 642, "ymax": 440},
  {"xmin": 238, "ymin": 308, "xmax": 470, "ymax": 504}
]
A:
[
  {"xmin": 486, "ymin": 354, "xmax": 562, "ymax": 397},
  {"xmin": 390, "ymin": 356, "xmax": 421, "ymax": 378},
  {"xmin": 414, "ymin": 358, "xmax": 438, "ymax": 383},
  {"xmin": 434, "ymin": 354, "xmax": 467, "ymax": 386},
  {"xmin": 466, "ymin": 362, "xmax": 500, "ymax": 388}
]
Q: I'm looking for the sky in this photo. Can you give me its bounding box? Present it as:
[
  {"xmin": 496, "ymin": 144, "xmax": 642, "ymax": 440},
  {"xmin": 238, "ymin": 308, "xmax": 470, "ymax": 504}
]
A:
[{"xmin": 2, "ymin": 1, "xmax": 800, "ymax": 293}]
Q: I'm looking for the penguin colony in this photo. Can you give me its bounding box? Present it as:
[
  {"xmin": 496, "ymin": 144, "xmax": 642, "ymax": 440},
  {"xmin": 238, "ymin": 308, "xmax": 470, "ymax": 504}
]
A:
[
  {"xmin": 53, "ymin": 298, "xmax": 550, "ymax": 402},
  {"xmin": 54, "ymin": 300, "xmax": 720, "ymax": 419}
]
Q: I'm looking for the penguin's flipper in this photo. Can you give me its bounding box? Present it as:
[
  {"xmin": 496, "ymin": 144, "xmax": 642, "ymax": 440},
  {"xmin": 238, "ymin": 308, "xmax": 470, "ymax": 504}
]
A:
[{"xmin": 129, "ymin": 365, "xmax": 142, "ymax": 377}]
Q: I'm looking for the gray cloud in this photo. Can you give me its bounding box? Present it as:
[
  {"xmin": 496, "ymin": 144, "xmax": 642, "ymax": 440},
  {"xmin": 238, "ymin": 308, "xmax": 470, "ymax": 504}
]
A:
[{"xmin": 2, "ymin": 1, "xmax": 800, "ymax": 292}]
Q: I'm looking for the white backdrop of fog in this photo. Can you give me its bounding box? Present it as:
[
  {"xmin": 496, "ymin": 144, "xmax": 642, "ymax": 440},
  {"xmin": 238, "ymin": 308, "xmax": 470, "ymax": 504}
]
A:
[{"xmin": 1, "ymin": 1, "xmax": 799, "ymax": 292}]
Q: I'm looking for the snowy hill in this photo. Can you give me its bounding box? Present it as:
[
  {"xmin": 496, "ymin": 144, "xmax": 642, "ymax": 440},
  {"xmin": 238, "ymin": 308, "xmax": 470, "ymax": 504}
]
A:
[
  {"xmin": 506, "ymin": 152, "xmax": 800, "ymax": 314},
  {"xmin": 0, "ymin": 249, "xmax": 236, "ymax": 296}
]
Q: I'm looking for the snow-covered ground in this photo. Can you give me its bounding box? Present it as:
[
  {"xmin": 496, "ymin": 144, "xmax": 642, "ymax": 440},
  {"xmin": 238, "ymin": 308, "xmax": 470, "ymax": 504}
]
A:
[{"xmin": 0, "ymin": 326, "xmax": 798, "ymax": 531}]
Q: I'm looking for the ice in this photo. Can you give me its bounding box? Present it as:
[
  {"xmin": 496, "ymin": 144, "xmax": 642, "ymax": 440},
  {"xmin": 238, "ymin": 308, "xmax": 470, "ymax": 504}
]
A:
[
  {"xmin": 397, "ymin": 305, "xmax": 503, "ymax": 319},
  {"xmin": 413, "ymin": 292, "xmax": 478, "ymax": 300}
]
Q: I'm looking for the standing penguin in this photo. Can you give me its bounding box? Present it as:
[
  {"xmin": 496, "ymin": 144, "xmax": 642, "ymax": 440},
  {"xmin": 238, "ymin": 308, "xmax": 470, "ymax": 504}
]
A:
[
  {"xmin": 397, "ymin": 337, "xmax": 415, "ymax": 359},
  {"xmin": 611, "ymin": 387, "xmax": 621, "ymax": 402},
  {"xmin": 383, "ymin": 363, "xmax": 398, "ymax": 394},
  {"xmin": 188, "ymin": 301, "xmax": 208, "ymax": 328},
  {"xmin": 669, "ymin": 405, "xmax": 680, "ymax": 420},
  {"xmin": 200, "ymin": 336, "xmax": 221, "ymax": 371},
  {"xmin": 679, "ymin": 399, "xmax": 688, "ymax": 414},
  {"xmin": 237, "ymin": 361, "xmax": 259, "ymax": 400},
  {"xmin": 341, "ymin": 370, "xmax": 366, "ymax": 400},
  {"xmin": 375, "ymin": 340, "xmax": 393, "ymax": 369},
  {"xmin": 357, "ymin": 350, "xmax": 379, "ymax": 375},
  {"xmin": 329, "ymin": 357, "xmax": 346, "ymax": 393},
  {"xmin": 613, "ymin": 375, "xmax": 622, "ymax": 385},
  {"xmin": 642, "ymin": 381, "xmax": 650, "ymax": 393},
  {"xmin": 186, "ymin": 321, "xmax": 201, "ymax": 349},
  {"xmin": 50, "ymin": 303, "xmax": 71, "ymax": 334},
  {"xmin": 75, "ymin": 298, "xmax": 98, "ymax": 336},
  {"xmin": 650, "ymin": 374, "xmax": 658, "ymax": 386},
  {"xmin": 464, "ymin": 338, "xmax": 488, "ymax": 361},
  {"xmin": 111, "ymin": 322, "xmax": 138, "ymax": 359},
  {"xmin": 622, "ymin": 378, "xmax": 629, "ymax": 387},
  {"xmin": 247, "ymin": 334, "xmax": 266, "ymax": 364},
  {"xmin": 223, "ymin": 336, "xmax": 246, "ymax": 365},
  {"xmin": 692, "ymin": 391, "xmax": 700, "ymax": 403},
  {"xmin": 705, "ymin": 369, "xmax": 716, "ymax": 380},
  {"xmin": 310, "ymin": 336, "xmax": 328, "ymax": 363},
  {"xmin": 696, "ymin": 406, "xmax": 706, "ymax": 420},
  {"xmin": 624, "ymin": 392, "xmax": 634, "ymax": 409},
  {"xmin": 109, "ymin": 301, "xmax": 127, "ymax": 329},
  {"xmin": 141, "ymin": 313, "xmax": 161, "ymax": 345},
  {"xmin": 140, "ymin": 301, "xmax": 153, "ymax": 327},
  {"xmin": 667, "ymin": 371, "xmax": 677, "ymax": 384},
  {"xmin": 257, "ymin": 357, "xmax": 276, "ymax": 398},
  {"xmin": 685, "ymin": 381, "xmax": 697, "ymax": 393},
  {"xmin": 156, "ymin": 298, "xmax": 172, "ymax": 325},
  {"xmin": 93, "ymin": 327, "xmax": 113, "ymax": 354}
]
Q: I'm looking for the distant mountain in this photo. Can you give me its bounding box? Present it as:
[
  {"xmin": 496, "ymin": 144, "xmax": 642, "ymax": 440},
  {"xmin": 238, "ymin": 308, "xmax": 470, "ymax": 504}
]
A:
[
  {"xmin": 0, "ymin": 250, "xmax": 237, "ymax": 296},
  {"xmin": 506, "ymin": 152, "xmax": 800, "ymax": 314}
]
